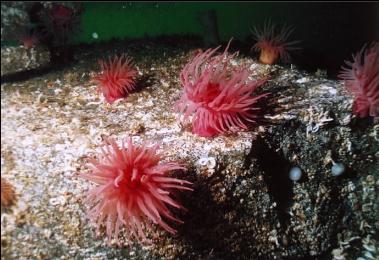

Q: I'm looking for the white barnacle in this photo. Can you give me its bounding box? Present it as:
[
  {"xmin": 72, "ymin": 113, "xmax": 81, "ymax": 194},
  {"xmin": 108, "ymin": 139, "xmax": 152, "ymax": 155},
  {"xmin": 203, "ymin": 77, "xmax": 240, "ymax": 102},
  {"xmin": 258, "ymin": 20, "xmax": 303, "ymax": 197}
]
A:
[
  {"xmin": 289, "ymin": 167, "xmax": 302, "ymax": 181},
  {"xmin": 331, "ymin": 162, "xmax": 345, "ymax": 177}
]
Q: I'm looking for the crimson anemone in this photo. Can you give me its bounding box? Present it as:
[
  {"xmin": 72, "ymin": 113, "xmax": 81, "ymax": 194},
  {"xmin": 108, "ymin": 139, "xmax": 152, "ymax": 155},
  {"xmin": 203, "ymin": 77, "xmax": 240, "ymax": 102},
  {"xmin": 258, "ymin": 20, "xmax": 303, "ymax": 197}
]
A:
[
  {"xmin": 20, "ymin": 36, "xmax": 38, "ymax": 49},
  {"xmin": 339, "ymin": 42, "xmax": 379, "ymax": 118},
  {"xmin": 175, "ymin": 40, "xmax": 268, "ymax": 137},
  {"xmin": 41, "ymin": 3, "xmax": 82, "ymax": 45},
  {"xmin": 80, "ymin": 137, "xmax": 192, "ymax": 244},
  {"xmin": 93, "ymin": 55, "xmax": 138, "ymax": 104}
]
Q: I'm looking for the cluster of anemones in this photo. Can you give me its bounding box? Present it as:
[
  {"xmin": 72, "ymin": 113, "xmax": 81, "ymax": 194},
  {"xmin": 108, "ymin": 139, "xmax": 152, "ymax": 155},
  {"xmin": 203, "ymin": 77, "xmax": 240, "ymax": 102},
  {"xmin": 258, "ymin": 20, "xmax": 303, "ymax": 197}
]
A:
[
  {"xmin": 84, "ymin": 42, "xmax": 269, "ymax": 246},
  {"xmin": 83, "ymin": 21, "xmax": 377, "ymax": 248},
  {"xmin": 175, "ymin": 40, "xmax": 268, "ymax": 137},
  {"xmin": 339, "ymin": 42, "xmax": 379, "ymax": 118},
  {"xmin": 80, "ymin": 137, "xmax": 192, "ymax": 244}
]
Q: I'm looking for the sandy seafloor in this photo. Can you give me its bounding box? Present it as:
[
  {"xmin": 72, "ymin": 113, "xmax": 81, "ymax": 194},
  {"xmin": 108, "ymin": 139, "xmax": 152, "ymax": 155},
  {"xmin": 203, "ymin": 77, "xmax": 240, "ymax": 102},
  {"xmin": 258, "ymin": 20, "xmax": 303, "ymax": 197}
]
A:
[{"xmin": 1, "ymin": 38, "xmax": 378, "ymax": 259}]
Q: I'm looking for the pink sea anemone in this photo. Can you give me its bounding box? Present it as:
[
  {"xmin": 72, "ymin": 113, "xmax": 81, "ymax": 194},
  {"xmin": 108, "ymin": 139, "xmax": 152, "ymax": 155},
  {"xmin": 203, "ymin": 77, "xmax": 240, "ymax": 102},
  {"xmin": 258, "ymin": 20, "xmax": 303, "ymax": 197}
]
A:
[
  {"xmin": 51, "ymin": 3, "xmax": 75, "ymax": 21},
  {"xmin": 14, "ymin": 27, "xmax": 40, "ymax": 49},
  {"xmin": 251, "ymin": 21, "xmax": 300, "ymax": 65},
  {"xmin": 80, "ymin": 137, "xmax": 192, "ymax": 244},
  {"xmin": 39, "ymin": 3, "xmax": 82, "ymax": 46},
  {"xmin": 338, "ymin": 42, "xmax": 379, "ymax": 118},
  {"xmin": 21, "ymin": 36, "xmax": 38, "ymax": 49},
  {"xmin": 93, "ymin": 55, "xmax": 138, "ymax": 104},
  {"xmin": 19, "ymin": 32, "xmax": 39, "ymax": 49},
  {"xmin": 175, "ymin": 40, "xmax": 268, "ymax": 137}
]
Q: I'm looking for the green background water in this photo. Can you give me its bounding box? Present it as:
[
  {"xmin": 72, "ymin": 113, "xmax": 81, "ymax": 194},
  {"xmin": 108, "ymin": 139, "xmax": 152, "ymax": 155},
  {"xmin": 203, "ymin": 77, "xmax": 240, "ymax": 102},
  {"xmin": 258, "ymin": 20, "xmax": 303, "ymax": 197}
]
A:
[
  {"xmin": 2, "ymin": 2, "xmax": 378, "ymax": 77},
  {"xmin": 75, "ymin": 2, "xmax": 277, "ymax": 44},
  {"xmin": 76, "ymin": 2, "xmax": 378, "ymax": 47},
  {"xmin": 70, "ymin": 2, "xmax": 378, "ymax": 76}
]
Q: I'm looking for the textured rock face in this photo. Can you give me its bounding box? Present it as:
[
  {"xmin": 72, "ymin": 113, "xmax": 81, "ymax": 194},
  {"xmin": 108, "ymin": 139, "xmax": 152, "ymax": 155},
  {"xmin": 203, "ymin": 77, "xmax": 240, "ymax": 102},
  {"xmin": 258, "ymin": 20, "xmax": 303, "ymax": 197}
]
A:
[
  {"xmin": 1, "ymin": 46, "xmax": 50, "ymax": 76},
  {"xmin": 1, "ymin": 39, "xmax": 378, "ymax": 259},
  {"xmin": 1, "ymin": 2, "xmax": 30, "ymax": 42}
]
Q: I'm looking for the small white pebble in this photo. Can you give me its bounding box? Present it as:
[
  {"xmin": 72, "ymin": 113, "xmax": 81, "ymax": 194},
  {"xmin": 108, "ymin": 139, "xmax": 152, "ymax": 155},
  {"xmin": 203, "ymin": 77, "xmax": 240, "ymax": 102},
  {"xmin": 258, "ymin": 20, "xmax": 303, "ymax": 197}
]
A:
[
  {"xmin": 49, "ymin": 196, "xmax": 66, "ymax": 206},
  {"xmin": 331, "ymin": 163, "xmax": 345, "ymax": 176},
  {"xmin": 71, "ymin": 117, "xmax": 80, "ymax": 126},
  {"xmin": 197, "ymin": 157, "xmax": 216, "ymax": 169},
  {"xmin": 295, "ymin": 77, "xmax": 309, "ymax": 84},
  {"xmin": 289, "ymin": 167, "xmax": 302, "ymax": 181},
  {"xmin": 54, "ymin": 88, "xmax": 63, "ymax": 95},
  {"xmin": 249, "ymin": 63, "xmax": 259, "ymax": 70}
]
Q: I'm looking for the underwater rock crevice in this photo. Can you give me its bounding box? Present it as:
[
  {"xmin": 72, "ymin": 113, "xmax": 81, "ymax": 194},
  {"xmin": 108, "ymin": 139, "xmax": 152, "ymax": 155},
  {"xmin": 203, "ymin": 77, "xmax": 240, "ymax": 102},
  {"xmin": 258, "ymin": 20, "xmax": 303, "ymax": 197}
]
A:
[
  {"xmin": 178, "ymin": 175, "xmax": 240, "ymax": 259},
  {"xmin": 1, "ymin": 65, "xmax": 56, "ymax": 84},
  {"xmin": 249, "ymin": 136, "xmax": 294, "ymax": 226},
  {"xmin": 133, "ymin": 73, "xmax": 157, "ymax": 94}
]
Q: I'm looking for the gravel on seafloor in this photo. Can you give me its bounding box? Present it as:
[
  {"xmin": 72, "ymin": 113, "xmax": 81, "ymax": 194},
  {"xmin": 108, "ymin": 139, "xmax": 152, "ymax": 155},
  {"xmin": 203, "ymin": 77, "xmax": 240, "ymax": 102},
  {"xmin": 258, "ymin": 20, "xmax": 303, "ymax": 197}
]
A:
[{"xmin": 1, "ymin": 39, "xmax": 378, "ymax": 259}]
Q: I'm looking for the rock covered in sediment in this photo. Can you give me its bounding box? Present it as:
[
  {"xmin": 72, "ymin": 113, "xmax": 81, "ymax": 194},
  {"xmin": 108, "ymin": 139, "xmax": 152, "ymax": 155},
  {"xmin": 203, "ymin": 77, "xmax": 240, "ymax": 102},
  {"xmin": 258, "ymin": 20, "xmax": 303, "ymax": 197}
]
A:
[
  {"xmin": 1, "ymin": 38, "xmax": 378, "ymax": 259},
  {"xmin": 1, "ymin": 2, "xmax": 30, "ymax": 42},
  {"xmin": 1, "ymin": 46, "xmax": 51, "ymax": 76}
]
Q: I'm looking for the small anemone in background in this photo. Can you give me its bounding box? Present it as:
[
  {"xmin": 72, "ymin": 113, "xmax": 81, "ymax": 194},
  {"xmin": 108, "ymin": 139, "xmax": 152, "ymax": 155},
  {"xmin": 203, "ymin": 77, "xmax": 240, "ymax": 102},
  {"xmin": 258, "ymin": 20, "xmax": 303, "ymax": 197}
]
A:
[
  {"xmin": 93, "ymin": 54, "xmax": 138, "ymax": 104},
  {"xmin": 79, "ymin": 137, "xmax": 192, "ymax": 245},
  {"xmin": 338, "ymin": 42, "xmax": 379, "ymax": 118},
  {"xmin": 1, "ymin": 177, "xmax": 17, "ymax": 208},
  {"xmin": 20, "ymin": 34, "xmax": 39, "ymax": 49},
  {"xmin": 39, "ymin": 3, "xmax": 83, "ymax": 46},
  {"xmin": 251, "ymin": 20, "xmax": 301, "ymax": 65},
  {"xmin": 18, "ymin": 28, "xmax": 40, "ymax": 49},
  {"xmin": 9, "ymin": 22, "xmax": 41, "ymax": 50},
  {"xmin": 175, "ymin": 39, "xmax": 269, "ymax": 137}
]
